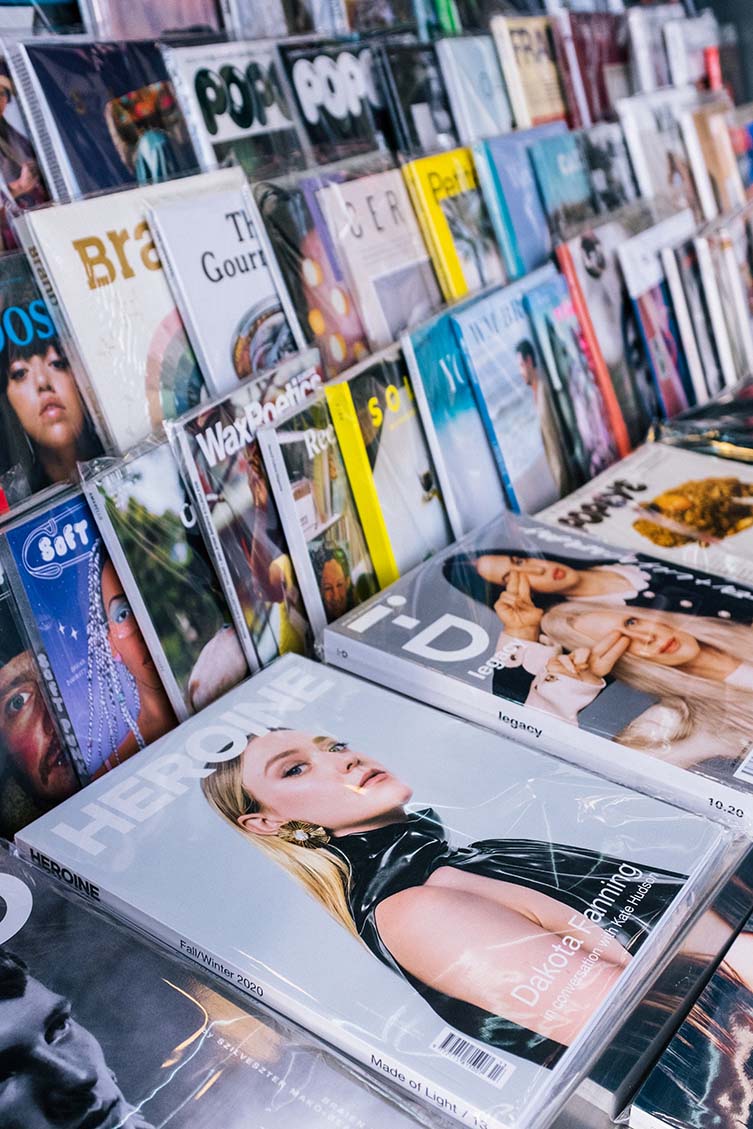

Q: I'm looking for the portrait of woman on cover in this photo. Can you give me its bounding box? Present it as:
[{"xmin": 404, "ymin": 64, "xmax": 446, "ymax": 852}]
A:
[
  {"xmin": 202, "ymin": 729, "xmax": 753, "ymax": 1066},
  {"xmin": 0, "ymin": 321, "xmax": 102, "ymax": 501},
  {"xmin": 444, "ymin": 549, "xmax": 753, "ymax": 768}
]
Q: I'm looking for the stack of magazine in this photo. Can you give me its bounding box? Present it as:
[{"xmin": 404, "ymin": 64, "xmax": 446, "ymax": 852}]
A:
[{"xmin": 2, "ymin": 2, "xmax": 753, "ymax": 1127}]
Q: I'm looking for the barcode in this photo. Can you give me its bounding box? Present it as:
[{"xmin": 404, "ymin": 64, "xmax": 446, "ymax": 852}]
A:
[
  {"xmin": 430, "ymin": 1027, "xmax": 514, "ymax": 1089},
  {"xmin": 734, "ymin": 745, "xmax": 753, "ymax": 783}
]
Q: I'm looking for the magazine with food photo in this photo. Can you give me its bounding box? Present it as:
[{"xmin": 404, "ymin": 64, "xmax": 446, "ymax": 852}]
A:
[
  {"xmin": 0, "ymin": 488, "xmax": 177, "ymax": 780},
  {"xmin": 0, "ymin": 845, "xmax": 428, "ymax": 1129},
  {"xmin": 161, "ymin": 40, "xmax": 308, "ymax": 181},
  {"xmin": 0, "ymin": 250, "xmax": 104, "ymax": 514},
  {"xmin": 82, "ymin": 440, "xmax": 250, "ymax": 721},
  {"xmin": 317, "ymin": 166, "xmax": 442, "ymax": 351},
  {"xmin": 523, "ymin": 272, "xmax": 619, "ymax": 485},
  {"xmin": 148, "ymin": 167, "xmax": 305, "ymax": 398},
  {"xmin": 15, "ymin": 653, "xmax": 744, "ymax": 1127},
  {"xmin": 540, "ymin": 441, "xmax": 753, "ymax": 589},
  {"xmin": 325, "ymin": 508, "xmax": 753, "ymax": 835},
  {"xmin": 401, "ymin": 307, "xmax": 507, "ymax": 540},
  {"xmin": 402, "ymin": 147, "xmax": 505, "ymax": 302},
  {"xmin": 252, "ymin": 155, "xmax": 390, "ymax": 376},
  {"xmin": 167, "ymin": 350, "xmax": 323, "ymax": 671},
  {"xmin": 325, "ymin": 344, "xmax": 452, "ymax": 586},
  {"xmin": 616, "ymin": 209, "xmax": 697, "ymax": 420},
  {"xmin": 258, "ymin": 392, "xmax": 378, "ymax": 637},
  {"xmin": 0, "ymin": 565, "xmax": 80, "ymax": 838},
  {"xmin": 556, "ymin": 204, "xmax": 660, "ymax": 455},
  {"xmin": 435, "ymin": 35, "xmax": 512, "ymax": 146},
  {"xmin": 8, "ymin": 39, "xmax": 198, "ymax": 201},
  {"xmin": 17, "ymin": 174, "xmax": 210, "ymax": 454},
  {"xmin": 451, "ymin": 265, "xmax": 576, "ymax": 511},
  {"xmin": 473, "ymin": 122, "xmax": 566, "ymax": 280}
]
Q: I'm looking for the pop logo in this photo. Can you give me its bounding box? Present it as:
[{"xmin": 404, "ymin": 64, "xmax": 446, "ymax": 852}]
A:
[
  {"xmin": 291, "ymin": 51, "xmax": 370, "ymax": 127},
  {"xmin": 195, "ymin": 60, "xmax": 290, "ymax": 136}
]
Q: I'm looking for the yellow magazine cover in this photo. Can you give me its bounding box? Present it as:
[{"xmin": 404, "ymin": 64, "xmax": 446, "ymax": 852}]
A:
[
  {"xmin": 402, "ymin": 147, "xmax": 505, "ymax": 301},
  {"xmin": 491, "ymin": 15, "xmax": 568, "ymax": 130}
]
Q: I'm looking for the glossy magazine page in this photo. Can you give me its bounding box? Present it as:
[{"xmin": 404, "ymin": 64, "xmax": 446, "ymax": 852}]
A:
[
  {"xmin": 162, "ymin": 40, "xmax": 307, "ymax": 180},
  {"xmin": 0, "ymin": 565, "xmax": 79, "ymax": 838},
  {"xmin": 0, "ymin": 489, "xmax": 176, "ymax": 779},
  {"xmin": 82, "ymin": 440, "xmax": 250, "ymax": 719},
  {"xmin": 325, "ymin": 509, "xmax": 753, "ymax": 832},
  {"xmin": 21, "ymin": 176, "xmax": 209, "ymax": 453},
  {"xmin": 0, "ymin": 250, "xmax": 104, "ymax": 515},
  {"xmin": 15, "ymin": 654, "xmax": 735, "ymax": 1129},
  {"xmin": 148, "ymin": 168, "xmax": 304, "ymax": 397},
  {"xmin": 167, "ymin": 350, "xmax": 323, "ymax": 670},
  {"xmin": 0, "ymin": 845, "xmax": 428, "ymax": 1129}
]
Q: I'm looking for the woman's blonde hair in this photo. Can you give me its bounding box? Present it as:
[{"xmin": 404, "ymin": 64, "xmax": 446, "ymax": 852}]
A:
[
  {"xmin": 540, "ymin": 601, "xmax": 753, "ymax": 753},
  {"xmin": 201, "ymin": 741, "xmax": 360, "ymax": 940}
]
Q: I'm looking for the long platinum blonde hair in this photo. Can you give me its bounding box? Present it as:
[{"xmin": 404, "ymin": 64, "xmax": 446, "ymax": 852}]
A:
[
  {"xmin": 201, "ymin": 742, "xmax": 360, "ymax": 940},
  {"xmin": 540, "ymin": 601, "xmax": 753, "ymax": 753}
]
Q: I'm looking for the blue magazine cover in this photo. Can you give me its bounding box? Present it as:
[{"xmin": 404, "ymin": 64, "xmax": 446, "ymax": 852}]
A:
[
  {"xmin": 18, "ymin": 40, "xmax": 197, "ymax": 197},
  {"xmin": 528, "ymin": 132, "xmax": 597, "ymax": 238},
  {"xmin": 0, "ymin": 490, "xmax": 176, "ymax": 778},
  {"xmin": 473, "ymin": 122, "xmax": 566, "ymax": 280},
  {"xmin": 401, "ymin": 309, "xmax": 506, "ymax": 537},
  {"xmin": 451, "ymin": 266, "xmax": 574, "ymax": 513},
  {"xmin": 524, "ymin": 272, "xmax": 619, "ymax": 483}
]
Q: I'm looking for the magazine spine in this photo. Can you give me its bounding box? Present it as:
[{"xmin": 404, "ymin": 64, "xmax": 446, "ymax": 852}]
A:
[
  {"xmin": 450, "ymin": 318, "xmax": 520, "ymax": 512},
  {"xmin": 680, "ymin": 112, "xmax": 719, "ymax": 223},
  {"xmin": 0, "ymin": 535, "xmax": 88, "ymax": 781},
  {"xmin": 401, "ymin": 164, "xmax": 457, "ymax": 304},
  {"xmin": 663, "ymin": 21, "xmax": 688, "ymax": 88},
  {"xmin": 435, "ymin": 42, "xmax": 470, "ymax": 147},
  {"xmin": 81, "ymin": 476, "xmax": 189, "ymax": 721},
  {"xmin": 6, "ymin": 44, "xmax": 76, "ymax": 202},
  {"xmin": 627, "ymin": 10, "xmax": 657, "ymax": 94},
  {"xmin": 472, "ymin": 142, "xmax": 523, "ymax": 280},
  {"xmin": 693, "ymin": 234, "xmax": 739, "ymax": 388},
  {"xmin": 617, "ymin": 102, "xmax": 654, "ymax": 201},
  {"xmin": 256, "ymin": 426, "xmax": 328, "ymax": 639},
  {"xmin": 626, "ymin": 294, "xmax": 674, "ymax": 419},
  {"xmin": 324, "ymin": 382, "xmax": 399, "ymax": 588},
  {"xmin": 15, "ymin": 214, "xmax": 117, "ymax": 455},
  {"xmin": 551, "ymin": 11, "xmax": 591, "ymax": 130},
  {"xmin": 555, "ymin": 242, "xmax": 631, "ymax": 457},
  {"xmin": 720, "ymin": 233, "xmax": 753, "ymax": 373},
  {"xmin": 322, "ymin": 624, "xmax": 753, "ymax": 834},
  {"xmin": 165, "ymin": 424, "xmax": 261, "ymax": 674},
  {"xmin": 399, "ymin": 333, "xmax": 465, "ymax": 539},
  {"xmin": 491, "ymin": 19, "xmax": 532, "ymax": 130},
  {"xmin": 434, "ymin": 0, "xmax": 460, "ymax": 36},
  {"xmin": 160, "ymin": 46, "xmax": 216, "ymax": 173},
  {"xmin": 659, "ymin": 246, "xmax": 709, "ymax": 405}
]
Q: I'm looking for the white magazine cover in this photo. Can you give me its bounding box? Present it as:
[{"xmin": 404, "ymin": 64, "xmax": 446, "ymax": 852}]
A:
[
  {"xmin": 617, "ymin": 87, "xmax": 703, "ymax": 222},
  {"xmin": 161, "ymin": 39, "xmax": 308, "ymax": 180},
  {"xmin": 317, "ymin": 167, "xmax": 443, "ymax": 350},
  {"xmin": 17, "ymin": 174, "xmax": 214, "ymax": 453},
  {"xmin": 540, "ymin": 442, "xmax": 753, "ymax": 587},
  {"xmin": 711, "ymin": 210, "xmax": 753, "ymax": 378},
  {"xmin": 324, "ymin": 508, "xmax": 753, "ymax": 834},
  {"xmin": 692, "ymin": 231, "xmax": 739, "ymax": 389},
  {"xmin": 436, "ymin": 36, "xmax": 513, "ymax": 146},
  {"xmin": 148, "ymin": 167, "xmax": 306, "ymax": 398},
  {"xmin": 15, "ymin": 653, "xmax": 741, "ymax": 1129},
  {"xmin": 663, "ymin": 11, "xmax": 719, "ymax": 89},
  {"xmin": 659, "ymin": 243, "xmax": 711, "ymax": 408}
]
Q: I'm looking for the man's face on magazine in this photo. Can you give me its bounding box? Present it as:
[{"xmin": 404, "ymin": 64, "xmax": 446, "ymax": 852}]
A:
[
  {"xmin": 0, "ymin": 972, "xmax": 132, "ymax": 1129},
  {"xmin": 0, "ymin": 653, "xmax": 76, "ymax": 802}
]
